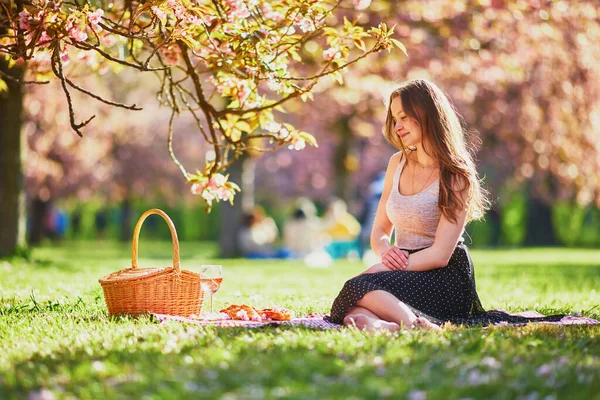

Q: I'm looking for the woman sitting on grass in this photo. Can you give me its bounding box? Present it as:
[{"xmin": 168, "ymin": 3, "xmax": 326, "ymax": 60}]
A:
[{"xmin": 326, "ymin": 79, "xmax": 563, "ymax": 332}]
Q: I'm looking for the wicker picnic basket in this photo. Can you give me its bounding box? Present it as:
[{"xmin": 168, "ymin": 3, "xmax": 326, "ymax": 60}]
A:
[{"xmin": 99, "ymin": 209, "xmax": 203, "ymax": 317}]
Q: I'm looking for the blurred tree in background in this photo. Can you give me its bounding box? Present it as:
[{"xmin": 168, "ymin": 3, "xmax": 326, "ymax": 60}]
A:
[
  {"xmin": 1, "ymin": 0, "xmax": 599, "ymax": 256},
  {"xmin": 256, "ymin": 0, "xmax": 600, "ymax": 246}
]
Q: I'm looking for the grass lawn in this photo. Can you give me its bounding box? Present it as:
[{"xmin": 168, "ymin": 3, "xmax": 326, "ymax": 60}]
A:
[{"xmin": 1, "ymin": 241, "xmax": 599, "ymax": 399}]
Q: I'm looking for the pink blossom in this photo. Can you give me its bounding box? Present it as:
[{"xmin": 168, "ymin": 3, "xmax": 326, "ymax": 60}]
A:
[
  {"xmin": 278, "ymin": 127, "xmax": 290, "ymax": 140},
  {"xmin": 167, "ymin": 0, "xmax": 186, "ymax": 19},
  {"xmin": 323, "ymin": 47, "xmax": 341, "ymax": 61},
  {"xmin": 151, "ymin": 6, "xmax": 167, "ymax": 21},
  {"xmin": 260, "ymin": 3, "xmax": 283, "ymax": 22},
  {"xmin": 190, "ymin": 183, "xmax": 204, "ymax": 195},
  {"xmin": 216, "ymin": 187, "xmax": 231, "ymax": 201},
  {"xmin": 201, "ymin": 189, "xmax": 215, "ymax": 203},
  {"xmin": 18, "ymin": 10, "xmax": 31, "ymax": 30},
  {"xmin": 60, "ymin": 48, "xmax": 70, "ymax": 63},
  {"xmin": 200, "ymin": 14, "xmax": 217, "ymax": 25},
  {"xmin": 68, "ymin": 26, "xmax": 88, "ymax": 42},
  {"xmin": 264, "ymin": 121, "xmax": 282, "ymax": 133},
  {"xmin": 185, "ymin": 15, "xmax": 200, "ymax": 25},
  {"xmin": 298, "ymin": 17, "xmax": 315, "ymax": 33},
  {"xmin": 225, "ymin": 0, "xmax": 250, "ymax": 19},
  {"xmin": 87, "ymin": 9, "xmax": 104, "ymax": 31},
  {"xmin": 38, "ymin": 31, "xmax": 51, "ymax": 46},
  {"xmin": 352, "ymin": 0, "xmax": 372, "ymax": 10},
  {"xmin": 208, "ymin": 173, "xmax": 226, "ymax": 188},
  {"xmin": 289, "ymin": 138, "xmax": 306, "ymax": 151},
  {"xmin": 237, "ymin": 83, "xmax": 251, "ymax": 103},
  {"xmin": 101, "ymin": 34, "xmax": 117, "ymax": 47}
]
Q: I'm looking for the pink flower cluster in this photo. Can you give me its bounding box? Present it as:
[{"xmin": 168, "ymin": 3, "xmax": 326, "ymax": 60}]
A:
[
  {"xmin": 18, "ymin": 10, "xmax": 31, "ymax": 30},
  {"xmin": 225, "ymin": 0, "xmax": 250, "ymax": 20},
  {"xmin": 65, "ymin": 19, "xmax": 88, "ymax": 42},
  {"xmin": 87, "ymin": 9, "xmax": 104, "ymax": 31},
  {"xmin": 166, "ymin": 0, "xmax": 187, "ymax": 20},
  {"xmin": 323, "ymin": 47, "xmax": 341, "ymax": 61},
  {"xmin": 260, "ymin": 3, "xmax": 284, "ymax": 23},
  {"xmin": 190, "ymin": 173, "xmax": 234, "ymax": 205},
  {"xmin": 151, "ymin": 6, "xmax": 167, "ymax": 21},
  {"xmin": 352, "ymin": 0, "xmax": 372, "ymax": 10}
]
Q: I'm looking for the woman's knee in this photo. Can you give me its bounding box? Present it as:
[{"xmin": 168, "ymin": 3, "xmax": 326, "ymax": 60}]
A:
[{"xmin": 363, "ymin": 263, "xmax": 388, "ymax": 274}]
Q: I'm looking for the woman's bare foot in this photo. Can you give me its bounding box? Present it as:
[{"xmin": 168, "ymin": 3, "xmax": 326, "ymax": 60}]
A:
[
  {"xmin": 412, "ymin": 316, "xmax": 443, "ymax": 332},
  {"xmin": 344, "ymin": 314, "xmax": 401, "ymax": 333}
]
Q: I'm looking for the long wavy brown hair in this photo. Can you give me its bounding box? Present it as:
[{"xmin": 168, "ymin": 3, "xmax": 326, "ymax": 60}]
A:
[{"xmin": 383, "ymin": 79, "xmax": 490, "ymax": 223}]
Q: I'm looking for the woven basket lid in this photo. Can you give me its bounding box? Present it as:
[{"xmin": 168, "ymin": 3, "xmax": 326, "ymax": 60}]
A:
[{"xmin": 99, "ymin": 266, "xmax": 174, "ymax": 284}]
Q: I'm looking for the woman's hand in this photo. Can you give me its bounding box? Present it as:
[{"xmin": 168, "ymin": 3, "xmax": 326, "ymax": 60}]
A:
[{"xmin": 380, "ymin": 246, "xmax": 409, "ymax": 270}]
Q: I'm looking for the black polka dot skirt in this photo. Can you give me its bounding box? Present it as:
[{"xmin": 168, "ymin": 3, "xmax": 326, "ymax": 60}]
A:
[{"xmin": 325, "ymin": 243, "xmax": 564, "ymax": 326}]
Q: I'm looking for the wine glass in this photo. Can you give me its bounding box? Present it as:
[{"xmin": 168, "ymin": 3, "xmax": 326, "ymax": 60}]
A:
[{"xmin": 199, "ymin": 264, "xmax": 223, "ymax": 314}]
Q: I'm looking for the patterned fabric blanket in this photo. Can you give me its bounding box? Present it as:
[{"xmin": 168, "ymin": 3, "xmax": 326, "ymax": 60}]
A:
[
  {"xmin": 153, "ymin": 313, "xmax": 340, "ymax": 330},
  {"xmin": 153, "ymin": 311, "xmax": 599, "ymax": 330}
]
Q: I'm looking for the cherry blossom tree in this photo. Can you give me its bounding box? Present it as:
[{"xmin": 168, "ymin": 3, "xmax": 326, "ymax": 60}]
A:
[
  {"xmin": 0, "ymin": 0, "xmax": 403, "ymax": 255},
  {"xmin": 256, "ymin": 0, "xmax": 600, "ymax": 246}
]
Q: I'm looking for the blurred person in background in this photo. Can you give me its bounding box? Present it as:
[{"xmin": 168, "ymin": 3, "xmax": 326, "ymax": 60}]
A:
[
  {"xmin": 358, "ymin": 171, "xmax": 386, "ymax": 264},
  {"xmin": 284, "ymin": 198, "xmax": 332, "ymax": 267},
  {"xmin": 238, "ymin": 205, "xmax": 289, "ymax": 259},
  {"xmin": 322, "ymin": 198, "xmax": 361, "ymax": 259}
]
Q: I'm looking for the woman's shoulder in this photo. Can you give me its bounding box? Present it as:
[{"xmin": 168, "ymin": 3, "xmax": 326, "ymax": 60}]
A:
[
  {"xmin": 389, "ymin": 151, "xmax": 403, "ymax": 165},
  {"xmin": 388, "ymin": 150, "xmax": 411, "ymax": 168}
]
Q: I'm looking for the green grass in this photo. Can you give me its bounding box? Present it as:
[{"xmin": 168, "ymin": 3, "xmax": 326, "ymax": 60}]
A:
[{"xmin": 1, "ymin": 241, "xmax": 599, "ymax": 399}]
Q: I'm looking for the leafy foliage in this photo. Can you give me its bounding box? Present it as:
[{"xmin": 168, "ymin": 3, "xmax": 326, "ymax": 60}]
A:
[{"xmin": 1, "ymin": 0, "xmax": 405, "ymax": 210}]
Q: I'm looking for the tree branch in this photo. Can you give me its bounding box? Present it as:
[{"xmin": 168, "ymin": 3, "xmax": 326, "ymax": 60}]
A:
[
  {"xmin": 64, "ymin": 76, "xmax": 143, "ymax": 110},
  {"xmin": 0, "ymin": 69, "xmax": 49, "ymax": 85},
  {"xmin": 51, "ymin": 44, "xmax": 95, "ymax": 137}
]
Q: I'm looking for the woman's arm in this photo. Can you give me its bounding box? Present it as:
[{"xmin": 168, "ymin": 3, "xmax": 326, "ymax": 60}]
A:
[{"xmin": 370, "ymin": 153, "xmax": 408, "ymax": 270}]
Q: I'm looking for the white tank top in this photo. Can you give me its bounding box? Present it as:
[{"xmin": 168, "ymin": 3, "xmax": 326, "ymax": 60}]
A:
[{"xmin": 385, "ymin": 155, "xmax": 463, "ymax": 250}]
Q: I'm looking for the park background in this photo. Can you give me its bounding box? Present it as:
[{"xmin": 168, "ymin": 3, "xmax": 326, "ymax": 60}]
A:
[
  {"xmin": 1, "ymin": 1, "xmax": 600, "ymax": 399},
  {"xmin": 2, "ymin": 0, "xmax": 599, "ymax": 255}
]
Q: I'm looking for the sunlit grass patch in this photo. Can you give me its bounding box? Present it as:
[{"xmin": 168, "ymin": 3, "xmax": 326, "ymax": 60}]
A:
[{"xmin": 1, "ymin": 242, "xmax": 599, "ymax": 399}]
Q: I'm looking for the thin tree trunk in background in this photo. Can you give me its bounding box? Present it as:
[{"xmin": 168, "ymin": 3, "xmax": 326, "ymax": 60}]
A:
[
  {"xmin": 0, "ymin": 60, "xmax": 26, "ymax": 256},
  {"xmin": 524, "ymin": 196, "xmax": 557, "ymax": 246},
  {"xmin": 332, "ymin": 116, "xmax": 352, "ymax": 202},
  {"xmin": 119, "ymin": 197, "xmax": 133, "ymax": 242},
  {"xmin": 219, "ymin": 155, "xmax": 255, "ymax": 257},
  {"xmin": 487, "ymin": 206, "xmax": 502, "ymax": 247},
  {"xmin": 28, "ymin": 197, "xmax": 48, "ymax": 245}
]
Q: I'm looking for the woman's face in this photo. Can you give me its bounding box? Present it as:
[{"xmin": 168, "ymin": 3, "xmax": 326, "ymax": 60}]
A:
[{"xmin": 390, "ymin": 96, "xmax": 423, "ymax": 149}]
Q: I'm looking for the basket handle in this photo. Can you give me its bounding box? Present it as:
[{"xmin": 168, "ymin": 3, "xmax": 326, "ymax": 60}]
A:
[{"xmin": 132, "ymin": 209, "xmax": 180, "ymax": 272}]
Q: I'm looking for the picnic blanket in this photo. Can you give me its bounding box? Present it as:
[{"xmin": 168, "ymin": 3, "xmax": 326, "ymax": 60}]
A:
[
  {"xmin": 153, "ymin": 311, "xmax": 599, "ymax": 330},
  {"xmin": 153, "ymin": 313, "xmax": 340, "ymax": 329}
]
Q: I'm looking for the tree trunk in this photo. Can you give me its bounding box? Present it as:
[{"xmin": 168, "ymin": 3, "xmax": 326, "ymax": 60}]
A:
[
  {"xmin": 28, "ymin": 197, "xmax": 49, "ymax": 245},
  {"xmin": 119, "ymin": 198, "xmax": 133, "ymax": 242},
  {"xmin": 523, "ymin": 196, "xmax": 557, "ymax": 246},
  {"xmin": 487, "ymin": 206, "xmax": 502, "ymax": 247},
  {"xmin": 0, "ymin": 60, "xmax": 27, "ymax": 257},
  {"xmin": 219, "ymin": 155, "xmax": 255, "ymax": 257},
  {"xmin": 332, "ymin": 116, "xmax": 353, "ymax": 201}
]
